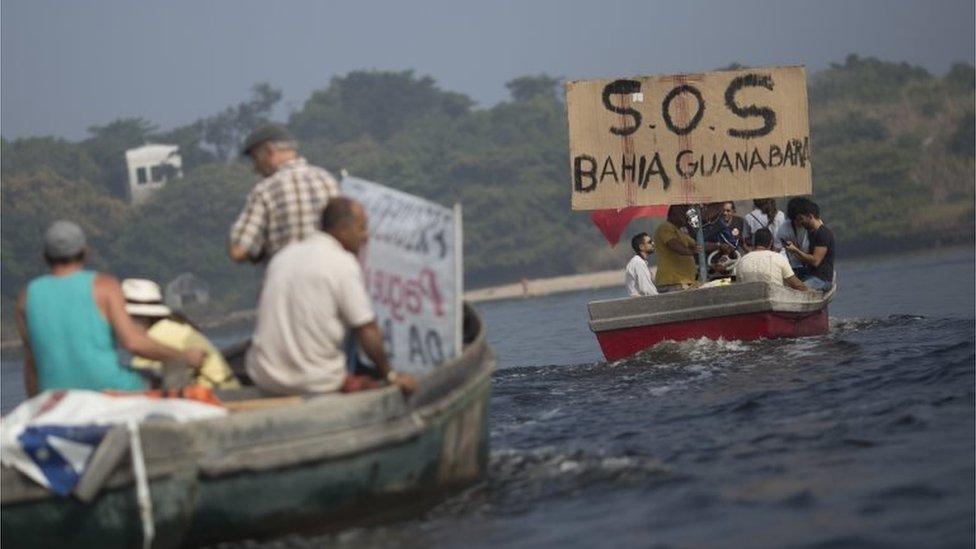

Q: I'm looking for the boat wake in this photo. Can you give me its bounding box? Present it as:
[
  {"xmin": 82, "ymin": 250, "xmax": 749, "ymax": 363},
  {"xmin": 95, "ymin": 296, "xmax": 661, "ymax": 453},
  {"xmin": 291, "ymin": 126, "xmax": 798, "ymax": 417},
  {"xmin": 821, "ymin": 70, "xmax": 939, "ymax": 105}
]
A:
[{"xmin": 622, "ymin": 337, "xmax": 752, "ymax": 365}]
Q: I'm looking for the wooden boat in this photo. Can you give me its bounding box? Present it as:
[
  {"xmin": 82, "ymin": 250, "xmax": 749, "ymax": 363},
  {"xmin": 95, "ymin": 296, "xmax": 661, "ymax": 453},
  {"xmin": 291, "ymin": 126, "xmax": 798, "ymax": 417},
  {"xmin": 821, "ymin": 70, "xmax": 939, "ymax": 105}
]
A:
[
  {"xmin": 588, "ymin": 281, "xmax": 837, "ymax": 361},
  {"xmin": 1, "ymin": 304, "xmax": 494, "ymax": 548}
]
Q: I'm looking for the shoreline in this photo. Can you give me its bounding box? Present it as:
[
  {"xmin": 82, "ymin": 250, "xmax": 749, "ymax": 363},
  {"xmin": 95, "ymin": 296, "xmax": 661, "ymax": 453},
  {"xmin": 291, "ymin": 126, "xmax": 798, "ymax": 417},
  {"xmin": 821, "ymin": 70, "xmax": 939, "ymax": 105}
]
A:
[
  {"xmin": 2, "ymin": 243, "xmax": 972, "ymax": 350},
  {"xmin": 464, "ymin": 269, "xmax": 627, "ymax": 303}
]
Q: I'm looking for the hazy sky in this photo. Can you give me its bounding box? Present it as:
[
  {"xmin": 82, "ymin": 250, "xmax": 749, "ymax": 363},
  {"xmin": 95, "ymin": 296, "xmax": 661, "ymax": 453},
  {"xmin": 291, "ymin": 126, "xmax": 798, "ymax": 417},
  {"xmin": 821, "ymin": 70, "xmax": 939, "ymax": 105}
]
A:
[{"xmin": 2, "ymin": 0, "xmax": 973, "ymax": 140}]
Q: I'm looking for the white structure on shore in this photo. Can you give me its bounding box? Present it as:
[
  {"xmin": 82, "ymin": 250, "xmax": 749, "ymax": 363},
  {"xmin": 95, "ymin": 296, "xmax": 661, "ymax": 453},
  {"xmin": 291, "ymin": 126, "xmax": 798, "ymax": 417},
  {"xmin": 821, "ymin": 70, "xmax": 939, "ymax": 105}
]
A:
[{"xmin": 125, "ymin": 144, "xmax": 182, "ymax": 205}]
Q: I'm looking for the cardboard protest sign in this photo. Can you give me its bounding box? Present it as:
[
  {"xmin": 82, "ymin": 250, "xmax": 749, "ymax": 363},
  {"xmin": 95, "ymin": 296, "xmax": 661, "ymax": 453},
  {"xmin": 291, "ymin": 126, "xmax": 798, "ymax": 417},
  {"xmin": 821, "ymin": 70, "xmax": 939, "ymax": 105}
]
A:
[
  {"xmin": 566, "ymin": 66, "xmax": 811, "ymax": 210},
  {"xmin": 342, "ymin": 176, "xmax": 462, "ymax": 374}
]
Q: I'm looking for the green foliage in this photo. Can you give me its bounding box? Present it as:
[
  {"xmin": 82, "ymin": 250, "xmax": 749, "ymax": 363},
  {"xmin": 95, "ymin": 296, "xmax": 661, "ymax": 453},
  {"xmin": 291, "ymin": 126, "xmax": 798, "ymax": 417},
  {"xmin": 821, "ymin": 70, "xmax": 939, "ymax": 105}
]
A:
[
  {"xmin": 1, "ymin": 136, "xmax": 102, "ymax": 183},
  {"xmin": 506, "ymin": 75, "xmax": 561, "ymax": 103},
  {"xmin": 810, "ymin": 54, "xmax": 931, "ymax": 105},
  {"xmin": 948, "ymin": 112, "xmax": 975, "ymax": 156},
  {"xmin": 945, "ymin": 62, "xmax": 975, "ymax": 92},
  {"xmin": 812, "ymin": 111, "xmax": 888, "ymax": 149},
  {"xmin": 0, "ymin": 168, "xmax": 128, "ymax": 297},
  {"xmin": 154, "ymin": 121, "xmax": 216, "ymax": 171},
  {"xmin": 199, "ymin": 83, "xmax": 282, "ymax": 161},
  {"xmin": 813, "ymin": 139, "xmax": 923, "ymax": 240},
  {"xmin": 289, "ymin": 71, "xmax": 473, "ymax": 143},
  {"xmin": 2, "ymin": 56, "xmax": 974, "ymax": 323},
  {"xmin": 107, "ymin": 163, "xmax": 262, "ymax": 310}
]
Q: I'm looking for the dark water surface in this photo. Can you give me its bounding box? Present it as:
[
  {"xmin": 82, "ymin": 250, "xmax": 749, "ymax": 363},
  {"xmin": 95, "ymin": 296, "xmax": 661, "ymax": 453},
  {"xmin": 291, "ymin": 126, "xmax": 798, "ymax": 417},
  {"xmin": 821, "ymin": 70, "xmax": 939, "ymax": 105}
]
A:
[{"xmin": 3, "ymin": 248, "xmax": 974, "ymax": 548}]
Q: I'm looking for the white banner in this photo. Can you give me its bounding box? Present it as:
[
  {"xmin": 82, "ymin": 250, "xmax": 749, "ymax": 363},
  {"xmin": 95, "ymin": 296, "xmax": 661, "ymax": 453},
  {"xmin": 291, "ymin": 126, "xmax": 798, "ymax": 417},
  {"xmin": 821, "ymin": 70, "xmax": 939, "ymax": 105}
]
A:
[{"xmin": 341, "ymin": 176, "xmax": 462, "ymax": 374}]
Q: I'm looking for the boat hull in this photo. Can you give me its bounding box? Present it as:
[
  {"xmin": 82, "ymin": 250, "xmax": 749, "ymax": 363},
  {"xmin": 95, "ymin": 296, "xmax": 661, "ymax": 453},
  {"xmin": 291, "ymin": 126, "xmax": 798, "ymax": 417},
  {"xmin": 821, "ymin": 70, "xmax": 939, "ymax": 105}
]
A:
[
  {"xmin": 595, "ymin": 308, "xmax": 828, "ymax": 361},
  {"xmin": 588, "ymin": 281, "xmax": 835, "ymax": 361},
  {"xmin": 1, "ymin": 306, "xmax": 494, "ymax": 548}
]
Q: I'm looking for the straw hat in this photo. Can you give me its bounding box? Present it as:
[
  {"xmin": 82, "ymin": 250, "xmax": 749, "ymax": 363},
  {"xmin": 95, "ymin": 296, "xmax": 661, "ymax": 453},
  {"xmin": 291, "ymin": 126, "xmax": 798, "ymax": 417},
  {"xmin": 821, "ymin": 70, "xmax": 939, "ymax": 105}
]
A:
[{"xmin": 122, "ymin": 278, "xmax": 172, "ymax": 317}]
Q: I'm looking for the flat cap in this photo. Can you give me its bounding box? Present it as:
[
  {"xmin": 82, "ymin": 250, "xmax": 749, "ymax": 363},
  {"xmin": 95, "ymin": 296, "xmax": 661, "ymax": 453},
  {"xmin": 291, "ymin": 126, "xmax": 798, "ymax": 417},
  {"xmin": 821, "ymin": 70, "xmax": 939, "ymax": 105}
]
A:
[
  {"xmin": 44, "ymin": 220, "xmax": 87, "ymax": 259},
  {"xmin": 240, "ymin": 123, "xmax": 295, "ymax": 156}
]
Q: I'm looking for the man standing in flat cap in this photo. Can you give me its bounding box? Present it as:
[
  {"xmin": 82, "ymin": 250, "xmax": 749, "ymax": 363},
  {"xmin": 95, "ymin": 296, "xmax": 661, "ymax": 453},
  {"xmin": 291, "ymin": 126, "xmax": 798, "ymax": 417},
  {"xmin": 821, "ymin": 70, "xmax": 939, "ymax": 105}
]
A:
[
  {"xmin": 15, "ymin": 220, "xmax": 207, "ymax": 395},
  {"xmin": 229, "ymin": 123, "xmax": 341, "ymax": 264}
]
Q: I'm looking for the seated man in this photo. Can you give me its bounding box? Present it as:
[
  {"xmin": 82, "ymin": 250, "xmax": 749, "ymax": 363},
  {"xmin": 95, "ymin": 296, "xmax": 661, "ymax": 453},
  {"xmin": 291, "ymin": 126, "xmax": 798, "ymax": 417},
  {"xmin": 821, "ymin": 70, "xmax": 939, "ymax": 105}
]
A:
[
  {"xmin": 699, "ymin": 202, "xmax": 738, "ymax": 275},
  {"xmin": 777, "ymin": 197, "xmax": 812, "ymax": 279},
  {"xmin": 246, "ymin": 197, "xmax": 417, "ymax": 396},
  {"xmin": 742, "ymin": 198, "xmax": 787, "ymax": 251},
  {"xmin": 701, "ymin": 202, "xmax": 740, "ymax": 252},
  {"xmin": 15, "ymin": 221, "xmax": 207, "ymax": 396},
  {"xmin": 123, "ymin": 278, "xmax": 240, "ymax": 390},
  {"xmin": 783, "ymin": 199, "xmax": 835, "ymax": 291},
  {"xmin": 719, "ymin": 202, "xmax": 745, "ymax": 249},
  {"xmin": 736, "ymin": 228, "xmax": 809, "ymax": 291},
  {"xmin": 653, "ymin": 205, "xmax": 702, "ymax": 293},
  {"xmin": 625, "ymin": 232, "xmax": 657, "ymax": 297}
]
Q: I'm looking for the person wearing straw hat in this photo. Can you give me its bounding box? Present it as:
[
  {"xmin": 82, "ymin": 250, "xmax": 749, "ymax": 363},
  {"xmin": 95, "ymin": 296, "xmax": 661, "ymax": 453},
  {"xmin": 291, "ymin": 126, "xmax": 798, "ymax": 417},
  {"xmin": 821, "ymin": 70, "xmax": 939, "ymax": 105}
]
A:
[
  {"xmin": 14, "ymin": 221, "xmax": 208, "ymax": 396},
  {"xmin": 123, "ymin": 279, "xmax": 240, "ymax": 390}
]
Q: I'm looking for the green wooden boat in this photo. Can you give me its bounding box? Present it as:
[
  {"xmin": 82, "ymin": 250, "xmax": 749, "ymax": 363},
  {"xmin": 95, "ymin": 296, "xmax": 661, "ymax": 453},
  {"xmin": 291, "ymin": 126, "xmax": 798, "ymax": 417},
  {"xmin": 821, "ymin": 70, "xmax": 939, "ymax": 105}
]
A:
[{"xmin": 1, "ymin": 305, "xmax": 494, "ymax": 548}]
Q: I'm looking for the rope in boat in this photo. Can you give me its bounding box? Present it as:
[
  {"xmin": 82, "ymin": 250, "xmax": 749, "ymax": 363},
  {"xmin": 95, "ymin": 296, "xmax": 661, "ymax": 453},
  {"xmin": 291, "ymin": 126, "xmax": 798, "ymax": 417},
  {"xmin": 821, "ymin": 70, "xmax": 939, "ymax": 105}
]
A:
[{"xmin": 127, "ymin": 420, "xmax": 155, "ymax": 549}]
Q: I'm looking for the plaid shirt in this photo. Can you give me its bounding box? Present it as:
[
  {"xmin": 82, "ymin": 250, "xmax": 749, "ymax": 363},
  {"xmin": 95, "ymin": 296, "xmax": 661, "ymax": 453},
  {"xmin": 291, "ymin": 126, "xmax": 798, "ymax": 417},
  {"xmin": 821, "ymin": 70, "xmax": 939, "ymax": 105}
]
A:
[{"xmin": 230, "ymin": 158, "xmax": 340, "ymax": 261}]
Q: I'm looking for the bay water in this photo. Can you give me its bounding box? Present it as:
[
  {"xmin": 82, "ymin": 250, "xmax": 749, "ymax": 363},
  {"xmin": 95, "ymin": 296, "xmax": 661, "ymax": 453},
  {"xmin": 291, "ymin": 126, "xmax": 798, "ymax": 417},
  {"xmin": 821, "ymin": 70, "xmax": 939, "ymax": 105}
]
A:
[{"xmin": 2, "ymin": 247, "xmax": 973, "ymax": 548}]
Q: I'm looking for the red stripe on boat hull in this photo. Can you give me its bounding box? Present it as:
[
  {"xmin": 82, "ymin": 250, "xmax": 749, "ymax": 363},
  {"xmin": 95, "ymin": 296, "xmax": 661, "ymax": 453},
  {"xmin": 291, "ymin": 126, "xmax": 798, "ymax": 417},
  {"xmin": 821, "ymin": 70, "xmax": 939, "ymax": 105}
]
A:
[{"xmin": 594, "ymin": 309, "xmax": 829, "ymax": 361}]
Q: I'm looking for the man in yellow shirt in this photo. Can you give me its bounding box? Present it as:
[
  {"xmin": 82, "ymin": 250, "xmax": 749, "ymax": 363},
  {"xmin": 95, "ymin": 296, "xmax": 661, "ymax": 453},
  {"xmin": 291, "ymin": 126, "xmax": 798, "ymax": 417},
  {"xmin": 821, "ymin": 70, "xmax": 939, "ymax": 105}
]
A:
[{"xmin": 652, "ymin": 205, "xmax": 702, "ymax": 292}]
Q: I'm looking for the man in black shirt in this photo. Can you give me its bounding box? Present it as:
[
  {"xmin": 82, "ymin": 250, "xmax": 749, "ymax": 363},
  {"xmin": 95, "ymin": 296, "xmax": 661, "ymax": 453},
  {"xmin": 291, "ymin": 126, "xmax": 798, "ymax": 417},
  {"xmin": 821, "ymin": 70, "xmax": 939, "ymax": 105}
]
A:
[{"xmin": 783, "ymin": 200, "xmax": 835, "ymax": 291}]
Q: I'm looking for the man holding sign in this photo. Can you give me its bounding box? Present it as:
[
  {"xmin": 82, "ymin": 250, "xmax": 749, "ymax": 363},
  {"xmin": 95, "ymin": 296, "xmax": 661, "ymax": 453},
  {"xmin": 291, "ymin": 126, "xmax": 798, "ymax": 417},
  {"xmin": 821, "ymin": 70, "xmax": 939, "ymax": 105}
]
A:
[{"xmin": 246, "ymin": 197, "xmax": 417, "ymax": 396}]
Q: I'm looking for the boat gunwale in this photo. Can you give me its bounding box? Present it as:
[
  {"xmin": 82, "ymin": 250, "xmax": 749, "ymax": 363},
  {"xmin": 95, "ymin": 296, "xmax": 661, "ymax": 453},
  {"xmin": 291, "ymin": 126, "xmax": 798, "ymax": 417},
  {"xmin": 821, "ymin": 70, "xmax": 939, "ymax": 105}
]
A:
[{"xmin": 588, "ymin": 281, "xmax": 836, "ymax": 333}]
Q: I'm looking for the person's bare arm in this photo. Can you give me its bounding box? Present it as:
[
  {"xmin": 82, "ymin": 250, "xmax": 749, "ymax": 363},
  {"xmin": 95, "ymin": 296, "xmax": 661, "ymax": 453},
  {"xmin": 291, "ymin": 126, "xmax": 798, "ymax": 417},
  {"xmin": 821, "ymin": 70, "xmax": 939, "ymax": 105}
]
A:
[
  {"xmin": 786, "ymin": 243, "xmax": 827, "ymax": 267},
  {"xmin": 15, "ymin": 290, "xmax": 39, "ymax": 397},
  {"xmin": 353, "ymin": 320, "xmax": 417, "ymax": 395},
  {"xmin": 96, "ymin": 275, "xmax": 206, "ymax": 368},
  {"xmin": 228, "ymin": 243, "xmax": 251, "ymax": 263},
  {"xmin": 785, "ymin": 275, "xmax": 810, "ymax": 292}
]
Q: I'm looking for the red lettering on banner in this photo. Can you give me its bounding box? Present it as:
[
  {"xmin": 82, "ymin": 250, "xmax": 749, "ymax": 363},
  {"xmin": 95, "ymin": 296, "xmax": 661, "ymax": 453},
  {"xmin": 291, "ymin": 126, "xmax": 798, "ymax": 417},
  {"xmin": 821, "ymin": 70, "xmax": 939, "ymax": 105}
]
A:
[
  {"xmin": 363, "ymin": 267, "xmax": 446, "ymax": 321},
  {"xmin": 419, "ymin": 268, "xmax": 444, "ymax": 316}
]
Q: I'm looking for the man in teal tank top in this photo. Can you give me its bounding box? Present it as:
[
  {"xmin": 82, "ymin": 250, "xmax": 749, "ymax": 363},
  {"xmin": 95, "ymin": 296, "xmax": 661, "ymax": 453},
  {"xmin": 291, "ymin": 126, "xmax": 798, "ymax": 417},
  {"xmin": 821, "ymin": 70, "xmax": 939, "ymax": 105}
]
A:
[{"xmin": 14, "ymin": 221, "xmax": 208, "ymax": 396}]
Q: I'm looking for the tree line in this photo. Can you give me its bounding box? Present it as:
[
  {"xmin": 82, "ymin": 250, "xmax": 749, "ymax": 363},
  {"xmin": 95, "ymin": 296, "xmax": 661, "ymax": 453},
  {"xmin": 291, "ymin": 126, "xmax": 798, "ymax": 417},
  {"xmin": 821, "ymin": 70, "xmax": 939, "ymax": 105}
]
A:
[{"xmin": 1, "ymin": 55, "xmax": 973, "ymax": 326}]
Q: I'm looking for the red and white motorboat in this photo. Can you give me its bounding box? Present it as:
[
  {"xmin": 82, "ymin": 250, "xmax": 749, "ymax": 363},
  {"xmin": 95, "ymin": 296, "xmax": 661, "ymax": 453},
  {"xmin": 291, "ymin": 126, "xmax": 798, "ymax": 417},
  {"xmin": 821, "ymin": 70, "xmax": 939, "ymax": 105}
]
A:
[{"xmin": 587, "ymin": 281, "xmax": 836, "ymax": 361}]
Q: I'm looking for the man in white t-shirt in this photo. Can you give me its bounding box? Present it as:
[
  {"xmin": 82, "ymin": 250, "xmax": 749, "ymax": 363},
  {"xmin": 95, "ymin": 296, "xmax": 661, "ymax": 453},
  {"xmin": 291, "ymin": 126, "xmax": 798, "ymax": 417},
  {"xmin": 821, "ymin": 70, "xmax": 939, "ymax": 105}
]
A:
[
  {"xmin": 625, "ymin": 232, "xmax": 658, "ymax": 297},
  {"xmin": 246, "ymin": 197, "xmax": 417, "ymax": 396},
  {"xmin": 742, "ymin": 198, "xmax": 786, "ymax": 251},
  {"xmin": 736, "ymin": 228, "xmax": 809, "ymax": 291}
]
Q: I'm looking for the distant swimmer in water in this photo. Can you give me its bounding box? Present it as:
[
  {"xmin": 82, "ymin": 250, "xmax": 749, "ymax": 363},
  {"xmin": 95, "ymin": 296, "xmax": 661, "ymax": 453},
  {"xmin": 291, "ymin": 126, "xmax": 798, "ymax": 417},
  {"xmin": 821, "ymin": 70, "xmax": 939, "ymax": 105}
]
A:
[
  {"xmin": 736, "ymin": 228, "xmax": 810, "ymax": 291},
  {"xmin": 626, "ymin": 232, "xmax": 658, "ymax": 297}
]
